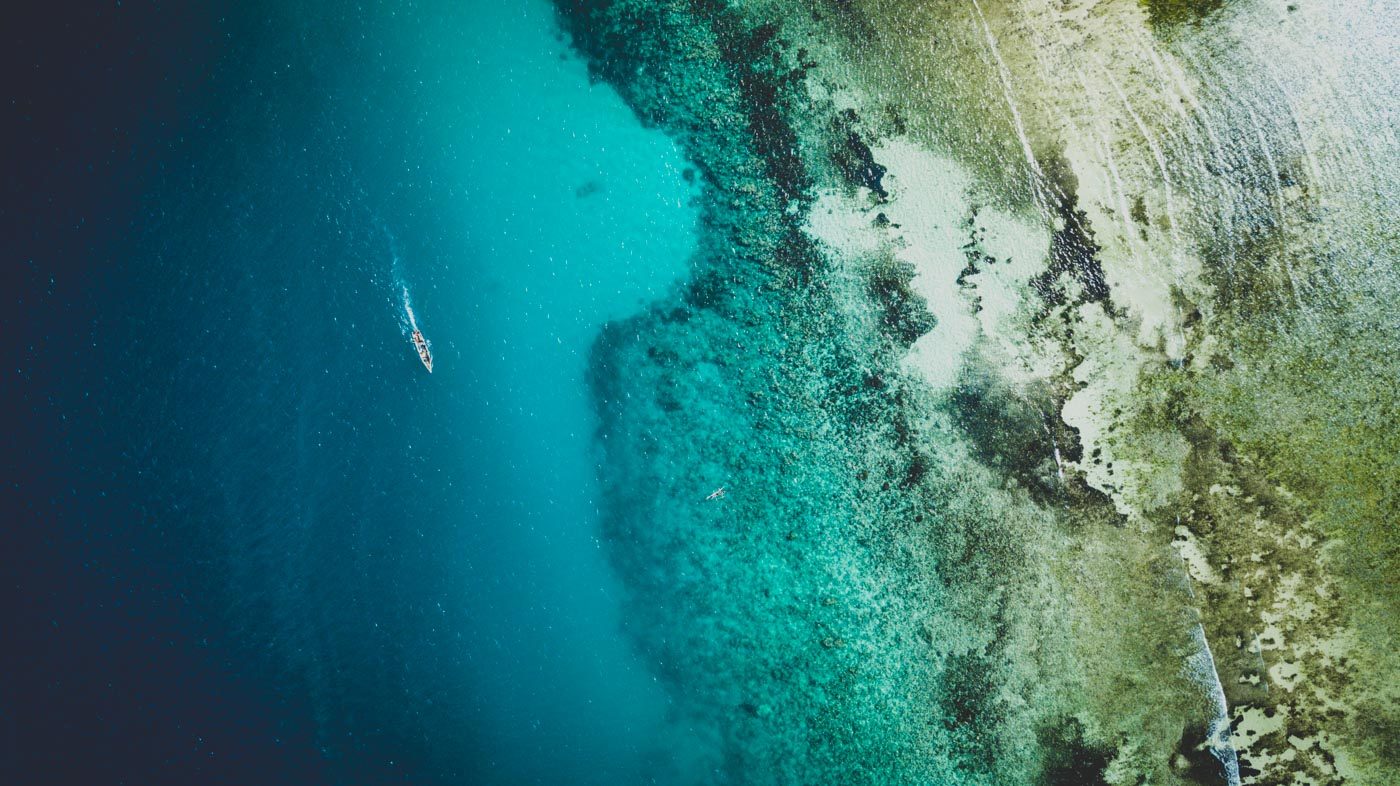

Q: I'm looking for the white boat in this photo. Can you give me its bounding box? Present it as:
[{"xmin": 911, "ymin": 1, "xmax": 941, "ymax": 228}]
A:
[{"xmin": 412, "ymin": 329, "xmax": 433, "ymax": 372}]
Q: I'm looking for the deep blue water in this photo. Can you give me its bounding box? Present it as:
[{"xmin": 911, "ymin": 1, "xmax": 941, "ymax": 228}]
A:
[{"xmin": 5, "ymin": 2, "xmax": 695, "ymax": 783}]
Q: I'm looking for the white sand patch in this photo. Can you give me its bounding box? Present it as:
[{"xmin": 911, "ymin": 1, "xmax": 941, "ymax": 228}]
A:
[
  {"xmin": 1060, "ymin": 303, "xmax": 1188, "ymax": 519},
  {"xmin": 874, "ymin": 139, "xmax": 981, "ymax": 393},
  {"xmin": 1233, "ymin": 711, "xmax": 1301, "ymax": 786},
  {"xmin": 1268, "ymin": 660, "xmax": 1303, "ymax": 692},
  {"xmin": 804, "ymin": 187, "xmax": 897, "ymax": 350},
  {"xmin": 804, "ymin": 189, "xmax": 884, "ymax": 260},
  {"xmin": 968, "ymin": 208, "xmax": 1059, "ymax": 385},
  {"xmin": 1232, "ymin": 705, "xmax": 1287, "ymax": 748},
  {"xmin": 868, "ymin": 138, "xmax": 1057, "ymax": 394},
  {"xmin": 1173, "ymin": 524, "xmax": 1221, "ymax": 585},
  {"xmin": 804, "ymin": 137, "xmax": 1012, "ymax": 395}
]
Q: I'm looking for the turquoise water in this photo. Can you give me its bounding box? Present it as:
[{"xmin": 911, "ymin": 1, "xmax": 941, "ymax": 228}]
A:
[
  {"xmin": 15, "ymin": 0, "xmax": 1396, "ymax": 783},
  {"xmin": 9, "ymin": 1, "xmax": 694, "ymax": 783}
]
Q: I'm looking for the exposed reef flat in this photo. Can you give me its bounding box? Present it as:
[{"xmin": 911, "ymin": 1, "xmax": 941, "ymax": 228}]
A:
[{"xmin": 558, "ymin": 0, "xmax": 1399, "ymax": 783}]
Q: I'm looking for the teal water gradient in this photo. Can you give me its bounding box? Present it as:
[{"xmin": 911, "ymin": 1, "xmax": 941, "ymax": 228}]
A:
[{"xmin": 117, "ymin": 1, "xmax": 696, "ymax": 782}]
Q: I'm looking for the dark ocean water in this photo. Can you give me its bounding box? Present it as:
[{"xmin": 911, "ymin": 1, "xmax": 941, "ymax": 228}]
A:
[{"xmin": 5, "ymin": 2, "xmax": 696, "ymax": 783}]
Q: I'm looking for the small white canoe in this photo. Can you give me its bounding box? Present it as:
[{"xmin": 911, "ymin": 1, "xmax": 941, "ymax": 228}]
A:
[{"xmin": 412, "ymin": 329, "xmax": 433, "ymax": 372}]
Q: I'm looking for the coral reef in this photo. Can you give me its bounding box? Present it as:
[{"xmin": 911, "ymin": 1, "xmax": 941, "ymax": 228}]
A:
[{"xmin": 559, "ymin": 0, "xmax": 1399, "ymax": 783}]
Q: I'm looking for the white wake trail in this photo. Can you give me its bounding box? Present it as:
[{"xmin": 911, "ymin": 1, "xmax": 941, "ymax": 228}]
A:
[
  {"xmin": 403, "ymin": 287, "xmax": 420, "ymax": 334},
  {"xmin": 377, "ymin": 219, "xmax": 423, "ymax": 342}
]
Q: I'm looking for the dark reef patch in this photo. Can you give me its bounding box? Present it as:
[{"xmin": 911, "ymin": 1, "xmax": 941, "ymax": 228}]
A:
[
  {"xmin": 1036, "ymin": 718, "xmax": 1112, "ymax": 786},
  {"xmin": 938, "ymin": 649, "xmax": 1011, "ymax": 776},
  {"xmin": 1032, "ymin": 156, "xmax": 1113, "ymax": 310},
  {"xmin": 1171, "ymin": 722, "xmax": 1235, "ymax": 785},
  {"xmin": 830, "ymin": 108, "xmax": 889, "ymax": 198},
  {"xmin": 868, "ymin": 255, "xmax": 936, "ymax": 346},
  {"xmin": 947, "ymin": 366, "xmax": 1061, "ymax": 502},
  {"xmin": 1142, "ymin": 0, "xmax": 1228, "ymax": 31},
  {"xmin": 698, "ymin": 1, "xmax": 815, "ymax": 206}
]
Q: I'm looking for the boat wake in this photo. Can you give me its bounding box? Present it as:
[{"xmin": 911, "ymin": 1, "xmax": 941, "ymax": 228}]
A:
[
  {"xmin": 402, "ymin": 288, "xmax": 420, "ymax": 334},
  {"xmin": 378, "ymin": 219, "xmax": 433, "ymax": 372}
]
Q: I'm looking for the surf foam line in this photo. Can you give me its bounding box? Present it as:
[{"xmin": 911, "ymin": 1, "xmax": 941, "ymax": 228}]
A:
[
  {"xmin": 1188, "ymin": 621, "xmax": 1243, "ymax": 786},
  {"xmin": 1177, "ymin": 543, "xmax": 1242, "ymax": 786}
]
